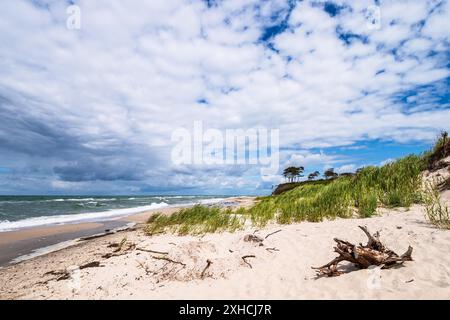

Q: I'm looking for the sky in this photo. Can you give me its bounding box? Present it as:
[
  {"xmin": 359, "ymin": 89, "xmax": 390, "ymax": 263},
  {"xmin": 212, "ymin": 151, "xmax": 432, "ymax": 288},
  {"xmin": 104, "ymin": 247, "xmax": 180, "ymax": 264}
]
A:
[{"xmin": 0, "ymin": 0, "xmax": 449, "ymax": 196}]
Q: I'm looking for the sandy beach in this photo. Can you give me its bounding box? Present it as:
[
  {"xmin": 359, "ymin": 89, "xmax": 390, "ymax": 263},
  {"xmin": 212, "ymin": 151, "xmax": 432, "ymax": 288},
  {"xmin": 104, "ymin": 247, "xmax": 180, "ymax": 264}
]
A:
[
  {"xmin": 0, "ymin": 193, "xmax": 449, "ymax": 300},
  {"xmin": 0, "ymin": 197, "xmax": 254, "ymax": 267},
  {"xmin": 2, "ymin": 0, "xmax": 450, "ymax": 305}
]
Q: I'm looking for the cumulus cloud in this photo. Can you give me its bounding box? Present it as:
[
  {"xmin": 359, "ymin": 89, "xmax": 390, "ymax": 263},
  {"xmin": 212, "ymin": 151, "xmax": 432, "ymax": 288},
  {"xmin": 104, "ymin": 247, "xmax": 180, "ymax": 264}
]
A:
[
  {"xmin": 284, "ymin": 150, "xmax": 344, "ymax": 167},
  {"xmin": 0, "ymin": 0, "xmax": 448, "ymax": 194},
  {"xmin": 335, "ymin": 164, "xmax": 357, "ymax": 174}
]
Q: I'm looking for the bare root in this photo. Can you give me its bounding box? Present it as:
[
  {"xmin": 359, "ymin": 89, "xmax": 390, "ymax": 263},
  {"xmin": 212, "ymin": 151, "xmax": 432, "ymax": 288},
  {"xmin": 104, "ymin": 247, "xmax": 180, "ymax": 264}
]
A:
[{"xmin": 312, "ymin": 226, "xmax": 413, "ymax": 277}]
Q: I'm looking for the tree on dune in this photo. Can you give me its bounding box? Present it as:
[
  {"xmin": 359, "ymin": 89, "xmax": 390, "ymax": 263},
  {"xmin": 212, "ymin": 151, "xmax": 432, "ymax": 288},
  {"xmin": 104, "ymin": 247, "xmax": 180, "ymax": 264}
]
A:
[
  {"xmin": 308, "ymin": 171, "xmax": 320, "ymax": 180},
  {"xmin": 323, "ymin": 168, "xmax": 338, "ymax": 179},
  {"xmin": 283, "ymin": 166, "xmax": 304, "ymax": 182}
]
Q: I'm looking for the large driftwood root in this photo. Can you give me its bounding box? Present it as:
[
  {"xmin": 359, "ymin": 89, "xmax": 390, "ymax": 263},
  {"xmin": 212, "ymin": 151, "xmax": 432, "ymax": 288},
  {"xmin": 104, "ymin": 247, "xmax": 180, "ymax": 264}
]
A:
[{"xmin": 312, "ymin": 226, "xmax": 413, "ymax": 277}]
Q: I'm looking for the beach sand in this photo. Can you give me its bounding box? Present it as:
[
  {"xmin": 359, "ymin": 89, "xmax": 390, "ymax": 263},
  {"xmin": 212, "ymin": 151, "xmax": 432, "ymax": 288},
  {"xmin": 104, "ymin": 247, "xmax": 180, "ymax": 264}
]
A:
[
  {"xmin": 0, "ymin": 194, "xmax": 449, "ymax": 299},
  {"xmin": 0, "ymin": 197, "xmax": 256, "ymax": 267},
  {"xmin": 0, "ymin": 197, "xmax": 255, "ymax": 267}
]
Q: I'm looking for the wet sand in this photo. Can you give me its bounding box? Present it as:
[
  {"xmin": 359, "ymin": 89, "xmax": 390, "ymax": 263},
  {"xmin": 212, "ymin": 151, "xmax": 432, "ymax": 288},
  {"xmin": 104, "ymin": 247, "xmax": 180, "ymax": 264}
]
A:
[
  {"xmin": 0, "ymin": 220, "xmax": 127, "ymax": 267},
  {"xmin": 0, "ymin": 196, "xmax": 255, "ymax": 267}
]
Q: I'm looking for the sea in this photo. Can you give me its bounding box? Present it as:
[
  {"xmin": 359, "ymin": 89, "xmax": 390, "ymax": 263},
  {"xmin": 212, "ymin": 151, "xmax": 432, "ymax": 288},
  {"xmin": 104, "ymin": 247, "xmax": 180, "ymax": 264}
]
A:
[{"xmin": 0, "ymin": 195, "xmax": 234, "ymax": 232}]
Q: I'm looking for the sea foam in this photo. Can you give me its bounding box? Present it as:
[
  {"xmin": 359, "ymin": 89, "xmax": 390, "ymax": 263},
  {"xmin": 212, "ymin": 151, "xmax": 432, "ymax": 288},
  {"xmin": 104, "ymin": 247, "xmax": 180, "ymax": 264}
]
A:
[{"xmin": 0, "ymin": 202, "xmax": 168, "ymax": 232}]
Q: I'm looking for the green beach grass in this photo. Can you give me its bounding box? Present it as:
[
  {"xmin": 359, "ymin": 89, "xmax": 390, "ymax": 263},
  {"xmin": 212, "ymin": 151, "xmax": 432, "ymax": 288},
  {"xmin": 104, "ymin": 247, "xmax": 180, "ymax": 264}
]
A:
[
  {"xmin": 145, "ymin": 205, "xmax": 244, "ymax": 235},
  {"xmin": 423, "ymin": 182, "xmax": 450, "ymax": 229},
  {"xmin": 145, "ymin": 133, "xmax": 449, "ymax": 235}
]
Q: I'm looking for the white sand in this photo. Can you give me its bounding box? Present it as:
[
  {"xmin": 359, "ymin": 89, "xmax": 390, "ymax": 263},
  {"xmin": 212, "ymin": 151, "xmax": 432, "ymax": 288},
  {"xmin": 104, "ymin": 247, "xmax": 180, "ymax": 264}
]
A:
[{"xmin": 1, "ymin": 192, "xmax": 449, "ymax": 299}]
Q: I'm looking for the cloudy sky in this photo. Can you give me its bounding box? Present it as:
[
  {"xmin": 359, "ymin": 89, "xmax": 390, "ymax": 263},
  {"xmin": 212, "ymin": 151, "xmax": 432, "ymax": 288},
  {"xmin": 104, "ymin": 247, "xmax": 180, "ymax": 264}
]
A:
[{"xmin": 0, "ymin": 0, "xmax": 449, "ymax": 195}]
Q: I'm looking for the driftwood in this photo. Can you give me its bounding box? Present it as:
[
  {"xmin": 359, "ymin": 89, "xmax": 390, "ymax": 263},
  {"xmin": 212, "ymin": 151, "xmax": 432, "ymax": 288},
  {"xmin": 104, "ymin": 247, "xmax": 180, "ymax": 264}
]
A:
[
  {"xmin": 151, "ymin": 255, "xmax": 186, "ymax": 267},
  {"xmin": 42, "ymin": 261, "xmax": 102, "ymax": 282},
  {"xmin": 312, "ymin": 226, "xmax": 413, "ymax": 277},
  {"xmin": 136, "ymin": 247, "xmax": 169, "ymax": 255},
  {"xmin": 79, "ymin": 232, "xmax": 114, "ymax": 241},
  {"xmin": 136, "ymin": 260, "xmax": 152, "ymax": 275},
  {"xmin": 243, "ymin": 234, "xmax": 263, "ymax": 243},
  {"xmin": 200, "ymin": 259, "xmax": 213, "ymax": 279},
  {"xmin": 79, "ymin": 261, "xmax": 102, "ymax": 269},
  {"xmin": 78, "ymin": 226, "xmax": 137, "ymax": 242},
  {"xmin": 102, "ymin": 240, "xmax": 136, "ymax": 259},
  {"xmin": 265, "ymin": 229, "xmax": 282, "ymax": 239},
  {"xmin": 242, "ymin": 255, "xmax": 256, "ymax": 268}
]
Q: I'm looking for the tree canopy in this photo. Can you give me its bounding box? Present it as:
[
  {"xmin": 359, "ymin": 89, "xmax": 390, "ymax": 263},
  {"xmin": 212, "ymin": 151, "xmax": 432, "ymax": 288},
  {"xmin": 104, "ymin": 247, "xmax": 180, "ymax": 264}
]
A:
[
  {"xmin": 308, "ymin": 171, "xmax": 320, "ymax": 180},
  {"xmin": 283, "ymin": 166, "xmax": 304, "ymax": 182},
  {"xmin": 323, "ymin": 168, "xmax": 338, "ymax": 179}
]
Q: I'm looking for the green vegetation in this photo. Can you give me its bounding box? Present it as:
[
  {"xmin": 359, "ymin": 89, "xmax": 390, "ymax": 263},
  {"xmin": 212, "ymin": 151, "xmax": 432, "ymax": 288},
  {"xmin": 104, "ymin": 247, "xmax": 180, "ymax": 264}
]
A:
[
  {"xmin": 145, "ymin": 205, "xmax": 244, "ymax": 235},
  {"xmin": 145, "ymin": 133, "xmax": 448, "ymax": 235},
  {"xmin": 323, "ymin": 167, "xmax": 338, "ymax": 179},
  {"xmin": 247, "ymin": 154, "xmax": 423, "ymax": 226},
  {"xmin": 271, "ymin": 182, "xmax": 303, "ymax": 195},
  {"xmin": 282, "ymin": 166, "xmax": 304, "ymax": 182},
  {"xmin": 423, "ymin": 131, "xmax": 450, "ymax": 170},
  {"xmin": 423, "ymin": 183, "xmax": 450, "ymax": 229},
  {"xmin": 146, "ymin": 155, "xmax": 423, "ymax": 235},
  {"xmin": 308, "ymin": 171, "xmax": 320, "ymax": 180}
]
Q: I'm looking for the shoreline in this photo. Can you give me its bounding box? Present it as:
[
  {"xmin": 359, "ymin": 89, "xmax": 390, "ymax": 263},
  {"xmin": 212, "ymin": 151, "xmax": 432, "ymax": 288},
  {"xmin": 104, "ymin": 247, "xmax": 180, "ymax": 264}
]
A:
[
  {"xmin": 0, "ymin": 196, "xmax": 256, "ymax": 267},
  {"xmin": 1, "ymin": 197, "xmax": 449, "ymax": 299}
]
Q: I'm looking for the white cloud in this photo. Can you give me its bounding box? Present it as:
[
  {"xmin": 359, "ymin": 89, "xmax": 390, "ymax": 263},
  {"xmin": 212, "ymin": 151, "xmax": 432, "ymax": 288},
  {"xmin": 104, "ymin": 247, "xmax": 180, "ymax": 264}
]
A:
[
  {"xmin": 422, "ymin": 0, "xmax": 450, "ymax": 40},
  {"xmin": 336, "ymin": 164, "xmax": 357, "ymax": 174},
  {"xmin": 0, "ymin": 0, "xmax": 449, "ymax": 194},
  {"xmin": 285, "ymin": 151, "xmax": 341, "ymax": 167}
]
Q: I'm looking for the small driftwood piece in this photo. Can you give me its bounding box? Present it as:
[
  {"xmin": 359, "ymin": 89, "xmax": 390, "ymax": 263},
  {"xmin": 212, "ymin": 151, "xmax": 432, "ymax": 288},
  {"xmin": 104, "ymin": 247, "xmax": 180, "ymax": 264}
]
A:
[
  {"xmin": 151, "ymin": 255, "xmax": 186, "ymax": 267},
  {"xmin": 201, "ymin": 259, "xmax": 213, "ymax": 279},
  {"xmin": 136, "ymin": 260, "xmax": 152, "ymax": 275},
  {"xmin": 242, "ymin": 255, "xmax": 256, "ymax": 268},
  {"xmin": 265, "ymin": 229, "xmax": 282, "ymax": 239},
  {"xmin": 136, "ymin": 247, "xmax": 169, "ymax": 255},
  {"xmin": 79, "ymin": 261, "xmax": 101, "ymax": 269},
  {"xmin": 43, "ymin": 261, "xmax": 102, "ymax": 282},
  {"xmin": 312, "ymin": 226, "xmax": 413, "ymax": 277},
  {"xmin": 79, "ymin": 232, "xmax": 114, "ymax": 241},
  {"xmin": 243, "ymin": 234, "xmax": 263, "ymax": 243},
  {"xmin": 102, "ymin": 240, "xmax": 136, "ymax": 259}
]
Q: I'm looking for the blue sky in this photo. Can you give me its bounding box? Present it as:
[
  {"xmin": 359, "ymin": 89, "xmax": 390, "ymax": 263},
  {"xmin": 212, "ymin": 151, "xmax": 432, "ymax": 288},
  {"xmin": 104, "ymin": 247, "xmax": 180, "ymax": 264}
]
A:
[{"xmin": 0, "ymin": 0, "xmax": 449, "ymax": 195}]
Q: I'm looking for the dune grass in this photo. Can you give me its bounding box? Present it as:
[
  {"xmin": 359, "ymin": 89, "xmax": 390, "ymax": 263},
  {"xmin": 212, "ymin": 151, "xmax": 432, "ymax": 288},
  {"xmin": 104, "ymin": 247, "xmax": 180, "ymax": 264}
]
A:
[
  {"xmin": 423, "ymin": 183, "xmax": 450, "ymax": 229},
  {"xmin": 246, "ymin": 154, "xmax": 423, "ymax": 226},
  {"xmin": 145, "ymin": 204, "xmax": 244, "ymax": 235},
  {"xmin": 145, "ymin": 154, "xmax": 423, "ymax": 235},
  {"xmin": 145, "ymin": 135, "xmax": 449, "ymax": 235},
  {"xmin": 423, "ymin": 131, "xmax": 449, "ymax": 170}
]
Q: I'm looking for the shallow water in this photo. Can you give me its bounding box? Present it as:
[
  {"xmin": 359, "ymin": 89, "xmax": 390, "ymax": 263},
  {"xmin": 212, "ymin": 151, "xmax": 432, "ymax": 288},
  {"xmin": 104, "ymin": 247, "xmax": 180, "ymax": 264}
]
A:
[{"xmin": 0, "ymin": 195, "xmax": 231, "ymax": 232}]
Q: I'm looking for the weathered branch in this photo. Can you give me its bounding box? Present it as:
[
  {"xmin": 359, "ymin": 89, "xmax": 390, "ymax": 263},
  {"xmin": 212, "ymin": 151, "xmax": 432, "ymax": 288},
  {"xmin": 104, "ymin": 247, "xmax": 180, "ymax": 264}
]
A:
[
  {"xmin": 201, "ymin": 259, "xmax": 213, "ymax": 279},
  {"xmin": 312, "ymin": 226, "xmax": 413, "ymax": 277},
  {"xmin": 136, "ymin": 247, "xmax": 169, "ymax": 255},
  {"xmin": 242, "ymin": 255, "xmax": 256, "ymax": 268},
  {"xmin": 243, "ymin": 234, "xmax": 263, "ymax": 243},
  {"xmin": 265, "ymin": 229, "xmax": 282, "ymax": 239},
  {"xmin": 102, "ymin": 241, "xmax": 136, "ymax": 259},
  {"xmin": 42, "ymin": 261, "xmax": 102, "ymax": 282},
  {"xmin": 151, "ymin": 255, "xmax": 186, "ymax": 267}
]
